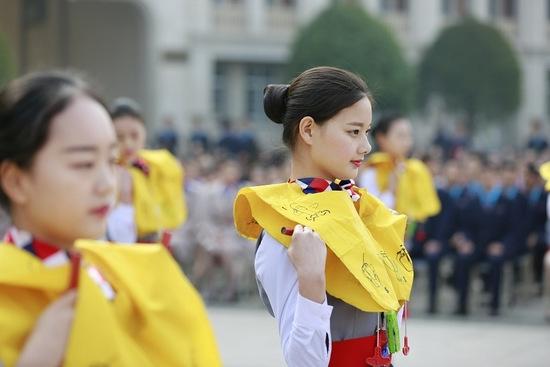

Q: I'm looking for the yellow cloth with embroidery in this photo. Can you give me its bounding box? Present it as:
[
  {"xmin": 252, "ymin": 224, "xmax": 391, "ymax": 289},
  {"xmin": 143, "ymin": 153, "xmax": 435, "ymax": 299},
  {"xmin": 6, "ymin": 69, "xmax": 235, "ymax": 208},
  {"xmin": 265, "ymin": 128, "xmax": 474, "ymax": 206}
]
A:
[
  {"xmin": 0, "ymin": 241, "xmax": 220, "ymax": 367},
  {"xmin": 366, "ymin": 152, "xmax": 440, "ymax": 221},
  {"xmin": 234, "ymin": 183, "xmax": 413, "ymax": 312},
  {"xmin": 539, "ymin": 162, "xmax": 550, "ymax": 191},
  {"xmin": 131, "ymin": 149, "xmax": 187, "ymax": 236}
]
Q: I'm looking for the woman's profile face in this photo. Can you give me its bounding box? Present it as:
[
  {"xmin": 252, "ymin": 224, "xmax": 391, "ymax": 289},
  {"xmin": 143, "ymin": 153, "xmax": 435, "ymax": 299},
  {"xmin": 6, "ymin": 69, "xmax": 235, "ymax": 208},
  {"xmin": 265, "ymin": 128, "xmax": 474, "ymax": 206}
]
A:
[
  {"xmin": 8, "ymin": 95, "xmax": 118, "ymax": 247},
  {"xmin": 377, "ymin": 118, "xmax": 413, "ymax": 159},
  {"xmin": 308, "ymin": 97, "xmax": 373, "ymax": 181}
]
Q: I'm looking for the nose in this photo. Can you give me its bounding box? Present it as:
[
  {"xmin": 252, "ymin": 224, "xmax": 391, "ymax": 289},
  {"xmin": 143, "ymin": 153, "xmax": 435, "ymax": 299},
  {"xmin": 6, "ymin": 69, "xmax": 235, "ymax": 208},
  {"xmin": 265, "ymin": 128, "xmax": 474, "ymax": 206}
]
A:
[
  {"xmin": 359, "ymin": 134, "xmax": 372, "ymax": 155},
  {"xmin": 95, "ymin": 161, "xmax": 116, "ymax": 199}
]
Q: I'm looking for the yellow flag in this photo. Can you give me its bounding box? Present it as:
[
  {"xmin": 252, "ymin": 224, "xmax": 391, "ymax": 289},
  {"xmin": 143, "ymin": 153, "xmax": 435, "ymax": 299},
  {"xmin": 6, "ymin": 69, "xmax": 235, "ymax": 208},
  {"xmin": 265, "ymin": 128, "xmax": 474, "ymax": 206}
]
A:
[
  {"xmin": 0, "ymin": 241, "xmax": 220, "ymax": 367},
  {"xmin": 234, "ymin": 183, "xmax": 413, "ymax": 312}
]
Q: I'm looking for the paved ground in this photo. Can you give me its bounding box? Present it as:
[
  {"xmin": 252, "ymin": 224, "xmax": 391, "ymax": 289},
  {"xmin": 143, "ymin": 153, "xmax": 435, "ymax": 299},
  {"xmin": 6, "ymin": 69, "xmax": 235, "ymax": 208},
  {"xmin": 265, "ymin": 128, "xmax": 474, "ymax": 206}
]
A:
[{"xmin": 209, "ymin": 298, "xmax": 550, "ymax": 367}]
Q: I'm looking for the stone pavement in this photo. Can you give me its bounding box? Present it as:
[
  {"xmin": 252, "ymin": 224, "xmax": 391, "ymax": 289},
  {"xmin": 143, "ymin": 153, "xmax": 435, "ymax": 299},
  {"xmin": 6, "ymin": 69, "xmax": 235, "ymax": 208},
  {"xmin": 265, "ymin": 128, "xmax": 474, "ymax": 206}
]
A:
[{"xmin": 209, "ymin": 300, "xmax": 550, "ymax": 367}]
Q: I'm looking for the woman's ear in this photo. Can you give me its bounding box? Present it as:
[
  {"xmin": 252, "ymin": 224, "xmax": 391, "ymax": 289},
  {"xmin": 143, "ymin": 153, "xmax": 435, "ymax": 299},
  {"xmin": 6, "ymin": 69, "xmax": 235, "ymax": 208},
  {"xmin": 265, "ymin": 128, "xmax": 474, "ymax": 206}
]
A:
[
  {"xmin": 0, "ymin": 161, "xmax": 30, "ymax": 206},
  {"xmin": 297, "ymin": 116, "xmax": 316, "ymax": 146}
]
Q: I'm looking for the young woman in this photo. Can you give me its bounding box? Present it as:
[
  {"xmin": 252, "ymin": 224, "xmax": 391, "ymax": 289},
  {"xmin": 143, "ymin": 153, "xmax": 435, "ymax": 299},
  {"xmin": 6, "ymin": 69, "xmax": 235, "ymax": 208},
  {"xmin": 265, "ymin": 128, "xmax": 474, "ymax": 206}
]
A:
[
  {"xmin": 0, "ymin": 72, "xmax": 220, "ymax": 366},
  {"xmin": 358, "ymin": 113, "xmax": 440, "ymax": 224},
  {"xmin": 107, "ymin": 98, "xmax": 186, "ymax": 244},
  {"xmin": 234, "ymin": 67, "xmax": 413, "ymax": 366},
  {"xmin": 538, "ymin": 162, "xmax": 550, "ymax": 321}
]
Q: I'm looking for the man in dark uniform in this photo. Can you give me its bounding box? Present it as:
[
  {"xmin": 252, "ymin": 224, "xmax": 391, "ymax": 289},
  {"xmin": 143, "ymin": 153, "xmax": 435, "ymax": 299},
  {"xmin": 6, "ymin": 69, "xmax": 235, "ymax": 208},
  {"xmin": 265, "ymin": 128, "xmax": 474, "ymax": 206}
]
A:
[
  {"xmin": 410, "ymin": 156, "xmax": 455, "ymax": 314},
  {"xmin": 523, "ymin": 163, "xmax": 548, "ymax": 293},
  {"xmin": 477, "ymin": 161, "xmax": 519, "ymax": 316},
  {"xmin": 447, "ymin": 159, "xmax": 482, "ymax": 316}
]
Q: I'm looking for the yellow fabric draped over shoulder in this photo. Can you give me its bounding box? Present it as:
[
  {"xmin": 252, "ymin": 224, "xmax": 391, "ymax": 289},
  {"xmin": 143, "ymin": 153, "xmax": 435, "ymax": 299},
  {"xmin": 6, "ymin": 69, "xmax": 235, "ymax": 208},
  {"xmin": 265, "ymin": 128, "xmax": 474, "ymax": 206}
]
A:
[
  {"xmin": 131, "ymin": 149, "xmax": 187, "ymax": 236},
  {"xmin": 234, "ymin": 183, "xmax": 413, "ymax": 312},
  {"xmin": 366, "ymin": 152, "xmax": 441, "ymax": 221},
  {"xmin": 539, "ymin": 162, "xmax": 550, "ymax": 191},
  {"xmin": 0, "ymin": 241, "xmax": 220, "ymax": 367}
]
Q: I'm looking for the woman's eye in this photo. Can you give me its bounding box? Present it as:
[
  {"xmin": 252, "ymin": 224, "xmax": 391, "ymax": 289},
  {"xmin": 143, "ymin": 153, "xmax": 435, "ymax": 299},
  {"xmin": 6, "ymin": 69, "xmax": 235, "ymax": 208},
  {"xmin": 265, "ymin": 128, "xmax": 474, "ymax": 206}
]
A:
[
  {"xmin": 350, "ymin": 129, "xmax": 360, "ymax": 135},
  {"xmin": 71, "ymin": 162, "xmax": 95, "ymax": 169}
]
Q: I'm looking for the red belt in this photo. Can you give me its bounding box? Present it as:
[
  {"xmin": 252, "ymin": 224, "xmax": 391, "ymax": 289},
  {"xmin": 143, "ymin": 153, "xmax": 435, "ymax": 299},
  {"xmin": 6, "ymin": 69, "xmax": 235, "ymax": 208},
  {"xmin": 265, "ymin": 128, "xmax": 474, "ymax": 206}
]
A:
[{"xmin": 329, "ymin": 331, "xmax": 392, "ymax": 367}]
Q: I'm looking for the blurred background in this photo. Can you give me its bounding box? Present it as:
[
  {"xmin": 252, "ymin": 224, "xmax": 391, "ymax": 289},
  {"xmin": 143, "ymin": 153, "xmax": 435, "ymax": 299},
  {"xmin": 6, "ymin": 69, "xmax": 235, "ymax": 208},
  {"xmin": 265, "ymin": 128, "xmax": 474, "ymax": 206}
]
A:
[{"xmin": 1, "ymin": 0, "xmax": 550, "ymax": 366}]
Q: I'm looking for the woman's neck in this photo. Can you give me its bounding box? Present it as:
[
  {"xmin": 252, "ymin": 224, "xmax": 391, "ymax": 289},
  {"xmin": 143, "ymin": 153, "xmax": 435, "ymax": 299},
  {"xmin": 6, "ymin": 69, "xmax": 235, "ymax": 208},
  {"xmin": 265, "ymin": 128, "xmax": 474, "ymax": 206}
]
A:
[
  {"xmin": 289, "ymin": 151, "xmax": 335, "ymax": 182},
  {"xmin": 10, "ymin": 210, "xmax": 72, "ymax": 250}
]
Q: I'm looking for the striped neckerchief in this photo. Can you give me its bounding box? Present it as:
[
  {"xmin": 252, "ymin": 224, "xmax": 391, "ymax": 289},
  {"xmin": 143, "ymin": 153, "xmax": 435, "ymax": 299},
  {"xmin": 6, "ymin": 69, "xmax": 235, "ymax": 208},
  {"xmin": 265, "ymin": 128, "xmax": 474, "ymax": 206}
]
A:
[
  {"xmin": 291, "ymin": 177, "xmax": 361, "ymax": 202},
  {"xmin": 3, "ymin": 227, "xmax": 69, "ymax": 267}
]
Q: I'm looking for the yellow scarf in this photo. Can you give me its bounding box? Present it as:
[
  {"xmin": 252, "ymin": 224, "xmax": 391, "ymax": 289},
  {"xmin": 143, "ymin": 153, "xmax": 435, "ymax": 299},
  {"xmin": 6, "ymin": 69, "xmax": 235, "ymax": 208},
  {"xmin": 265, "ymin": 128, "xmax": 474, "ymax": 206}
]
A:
[
  {"xmin": 234, "ymin": 183, "xmax": 413, "ymax": 312},
  {"xmin": 131, "ymin": 149, "xmax": 187, "ymax": 236},
  {"xmin": 0, "ymin": 241, "xmax": 220, "ymax": 367},
  {"xmin": 539, "ymin": 162, "xmax": 550, "ymax": 191},
  {"xmin": 366, "ymin": 152, "xmax": 441, "ymax": 221}
]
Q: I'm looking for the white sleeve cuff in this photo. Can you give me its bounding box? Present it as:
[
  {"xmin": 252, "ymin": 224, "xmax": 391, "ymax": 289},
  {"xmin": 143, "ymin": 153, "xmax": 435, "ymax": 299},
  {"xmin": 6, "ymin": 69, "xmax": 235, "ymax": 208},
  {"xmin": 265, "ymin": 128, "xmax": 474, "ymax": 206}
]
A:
[{"xmin": 294, "ymin": 293, "xmax": 333, "ymax": 332}]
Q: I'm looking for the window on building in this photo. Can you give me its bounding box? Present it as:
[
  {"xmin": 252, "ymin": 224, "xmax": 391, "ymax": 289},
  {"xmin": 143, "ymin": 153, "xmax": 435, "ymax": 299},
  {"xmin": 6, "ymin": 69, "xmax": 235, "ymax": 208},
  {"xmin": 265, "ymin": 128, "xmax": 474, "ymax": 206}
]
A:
[
  {"xmin": 489, "ymin": 0, "xmax": 498, "ymax": 17},
  {"xmin": 489, "ymin": 0, "xmax": 517, "ymax": 19},
  {"xmin": 442, "ymin": 0, "xmax": 452, "ymax": 15},
  {"xmin": 502, "ymin": 0, "xmax": 517, "ymax": 18},
  {"xmin": 214, "ymin": 63, "xmax": 229, "ymax": 118},
  {"xmin": 266, "ymin": 0, "xmax": 296, "ymax": 7},
  {"xmin": 396, "ymin": 0, "xmax": 408, "ymax": 12},
  {"xmin": 380, "ymin": 0, "xmax": 408, "ymax": 14},
  {"xmin": 381, "ymin": 0, "xmax": 392, "ymax": 13},
  {"xmin": 442, "ymin": 0, "xmax": 470, "ymax": 17},
  {"xmin": 212, "ymin": 0, "xmax": 243, "ymax": 5},
  {"xmin": 23, "ymin": 0, "xmax": 47, "ymax": 26}
]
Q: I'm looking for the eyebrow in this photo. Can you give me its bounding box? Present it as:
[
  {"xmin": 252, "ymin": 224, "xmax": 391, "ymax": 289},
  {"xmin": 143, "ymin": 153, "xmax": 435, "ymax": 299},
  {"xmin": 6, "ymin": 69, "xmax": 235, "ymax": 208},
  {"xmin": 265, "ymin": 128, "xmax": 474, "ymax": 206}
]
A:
[
  {"xmin": 347, "ymin": 122, "xmax": 371, "ymax": 128},
  {"xmin": 62, "ymin": 142, "xmax": 118, "ymax": 153}
]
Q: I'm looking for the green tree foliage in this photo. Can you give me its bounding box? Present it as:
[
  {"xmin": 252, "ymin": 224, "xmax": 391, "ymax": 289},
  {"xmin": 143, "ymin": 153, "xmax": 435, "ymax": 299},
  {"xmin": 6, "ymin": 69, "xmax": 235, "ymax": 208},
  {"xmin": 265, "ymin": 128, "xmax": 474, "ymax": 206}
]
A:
[
  {"xmin": 286, "ymin": 2, "xmax": 414, "ymax": 112},
  {"xmin": 418, "ymin": 18, "xmax": 521, "ymax": 127}
]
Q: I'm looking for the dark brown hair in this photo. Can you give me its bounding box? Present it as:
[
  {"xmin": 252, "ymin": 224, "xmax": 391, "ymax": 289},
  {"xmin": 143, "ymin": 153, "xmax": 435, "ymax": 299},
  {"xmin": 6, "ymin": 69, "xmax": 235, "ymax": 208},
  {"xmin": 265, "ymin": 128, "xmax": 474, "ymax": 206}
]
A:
[
  {"xmin": 0, "ymin": 71, "xmax": 106, "ymax": 210},
  {"xmin": 264, "ymin": 66, "xmax": 372, "ymax": 149},
  {"xmin": 109, "ymin": 97, "xmax": 144, "ymax": 123}
]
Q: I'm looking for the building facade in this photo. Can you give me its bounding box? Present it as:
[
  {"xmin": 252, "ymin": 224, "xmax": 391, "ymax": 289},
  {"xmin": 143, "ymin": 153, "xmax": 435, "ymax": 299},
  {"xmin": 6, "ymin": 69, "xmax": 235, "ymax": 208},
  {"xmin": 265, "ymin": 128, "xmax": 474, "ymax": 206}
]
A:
[{"xmin": 1, "ymin": 0, "xmax": 549, "ymax": 145}]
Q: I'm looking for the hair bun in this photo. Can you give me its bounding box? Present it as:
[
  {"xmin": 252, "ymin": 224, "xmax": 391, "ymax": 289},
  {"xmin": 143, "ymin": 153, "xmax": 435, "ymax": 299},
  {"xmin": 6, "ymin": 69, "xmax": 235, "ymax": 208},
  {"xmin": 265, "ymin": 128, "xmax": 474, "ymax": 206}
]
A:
[{"xmin": 263, "ymin": 84, "xmax": 289, "ymax": 124}]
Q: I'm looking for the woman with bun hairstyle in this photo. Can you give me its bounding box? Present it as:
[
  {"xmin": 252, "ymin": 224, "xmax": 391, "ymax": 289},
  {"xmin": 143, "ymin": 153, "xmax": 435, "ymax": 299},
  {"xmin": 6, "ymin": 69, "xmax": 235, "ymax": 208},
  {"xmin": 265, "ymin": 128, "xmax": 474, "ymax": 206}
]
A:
[
  {"xmin": 106, "ymin": 98, "xmax": 186, "ymax": 244},
  {"xmin": 0, "ymin": 72, "xmax": 220, "ymax": 366},
  {"xmin": 234, "ymin": 66, "xmax": 413, "ymax": 366},
  {"xmin": 358, "ymin": 113, "xmax": 440, "ymax": 226}
]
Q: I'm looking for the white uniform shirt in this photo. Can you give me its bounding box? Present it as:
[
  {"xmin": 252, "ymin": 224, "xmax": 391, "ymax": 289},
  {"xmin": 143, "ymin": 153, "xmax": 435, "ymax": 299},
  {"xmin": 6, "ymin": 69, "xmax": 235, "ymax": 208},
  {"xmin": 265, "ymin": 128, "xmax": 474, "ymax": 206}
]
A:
[
  {"xmin": 106, "ymin": 203, "xmax": 137, "ymax": 244},
  {"xmin": 358, "ymin": 168, "xmax": 396, "ymax": 209},
  {"xmin": 255, "ymin": 232, "xmax": 333, "ymax": 367}
]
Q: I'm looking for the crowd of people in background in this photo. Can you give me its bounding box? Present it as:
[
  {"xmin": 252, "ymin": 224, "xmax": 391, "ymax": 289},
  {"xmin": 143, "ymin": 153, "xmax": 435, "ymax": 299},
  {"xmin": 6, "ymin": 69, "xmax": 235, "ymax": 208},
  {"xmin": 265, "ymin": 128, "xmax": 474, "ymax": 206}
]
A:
[
  {"xmin": 165, "ymin": 116, "xmax": 550, "ymax": 321},
  {"xmin": 1, "ymin": 109, "xmax": 548, "ymax": 319}
]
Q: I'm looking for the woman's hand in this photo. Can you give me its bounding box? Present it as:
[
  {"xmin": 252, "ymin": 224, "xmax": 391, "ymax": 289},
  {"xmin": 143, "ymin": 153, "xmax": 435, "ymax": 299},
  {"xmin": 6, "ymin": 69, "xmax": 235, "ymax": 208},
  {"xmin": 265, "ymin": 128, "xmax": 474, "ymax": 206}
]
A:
[
  {"xmin": 17, "ymin": 291, "xmax": 77, "ymax": 367},
  {"xmin": 287, "ymin": 225, "xmax": 327, "ymax": 304}
]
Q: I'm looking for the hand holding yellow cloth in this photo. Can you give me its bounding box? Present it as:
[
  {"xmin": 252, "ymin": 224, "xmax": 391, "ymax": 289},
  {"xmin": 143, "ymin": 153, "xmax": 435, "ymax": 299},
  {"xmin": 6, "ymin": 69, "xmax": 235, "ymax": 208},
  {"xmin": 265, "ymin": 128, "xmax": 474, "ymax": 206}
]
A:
[{"xmin": 234, "ymin": 183, "xmax": 413, "ymax": 312}]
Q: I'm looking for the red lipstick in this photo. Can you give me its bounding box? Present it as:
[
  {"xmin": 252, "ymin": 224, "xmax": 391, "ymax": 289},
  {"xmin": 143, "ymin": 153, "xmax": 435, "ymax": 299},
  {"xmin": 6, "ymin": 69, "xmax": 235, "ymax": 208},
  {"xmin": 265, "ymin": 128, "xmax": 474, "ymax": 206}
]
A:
[{"xmin": 90, "ymin": 204, "xmax": 110, "ymax": 217}]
